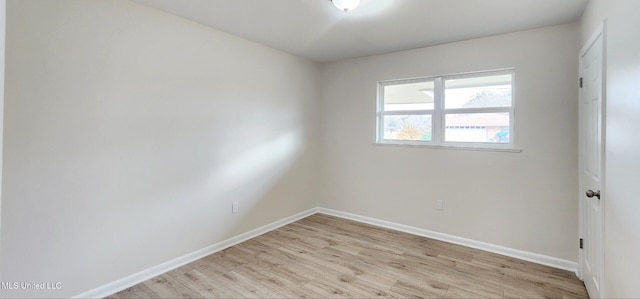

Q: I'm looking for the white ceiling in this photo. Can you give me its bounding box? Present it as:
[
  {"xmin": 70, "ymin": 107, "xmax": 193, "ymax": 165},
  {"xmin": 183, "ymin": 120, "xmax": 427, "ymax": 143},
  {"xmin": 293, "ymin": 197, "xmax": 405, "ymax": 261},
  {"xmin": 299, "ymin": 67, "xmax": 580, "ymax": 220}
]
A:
[{"xmin": 134, "ymin": 0, "xmax": 589, "ymax": 62}]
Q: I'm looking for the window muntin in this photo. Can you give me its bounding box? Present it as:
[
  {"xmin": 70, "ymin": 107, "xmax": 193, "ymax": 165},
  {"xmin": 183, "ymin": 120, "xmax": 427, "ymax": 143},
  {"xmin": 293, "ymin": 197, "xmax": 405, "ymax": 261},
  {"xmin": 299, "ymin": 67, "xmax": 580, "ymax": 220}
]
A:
[
  {"xmin": 379, "ymin": 80, "xmax": 435, "ymax": 142},
  {"xmin": 377, "ymin": 70, "xmax": 515, "ymax": 150}
]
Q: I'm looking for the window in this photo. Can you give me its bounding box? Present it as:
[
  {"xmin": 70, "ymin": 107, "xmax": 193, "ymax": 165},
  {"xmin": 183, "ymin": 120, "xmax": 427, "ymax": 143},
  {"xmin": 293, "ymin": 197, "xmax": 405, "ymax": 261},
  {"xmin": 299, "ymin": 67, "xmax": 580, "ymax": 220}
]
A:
[{"xmin": 377, "ymin": 70, "xmax": 516, "ymax": 150}]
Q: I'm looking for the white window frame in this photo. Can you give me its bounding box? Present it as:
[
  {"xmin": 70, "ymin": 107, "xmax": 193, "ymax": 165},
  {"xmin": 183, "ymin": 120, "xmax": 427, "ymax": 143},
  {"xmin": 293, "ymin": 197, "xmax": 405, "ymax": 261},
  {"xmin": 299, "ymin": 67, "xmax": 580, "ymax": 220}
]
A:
[{"xmin": 376, "ymin": 69, "xmax": 519, "ymax": 152}]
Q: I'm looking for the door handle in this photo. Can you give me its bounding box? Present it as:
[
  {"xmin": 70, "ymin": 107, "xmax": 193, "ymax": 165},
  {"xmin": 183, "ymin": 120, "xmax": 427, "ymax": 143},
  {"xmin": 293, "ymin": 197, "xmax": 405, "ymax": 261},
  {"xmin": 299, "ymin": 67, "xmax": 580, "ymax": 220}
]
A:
[{"xmin": 586, "ymin": 190, "xmax": 601, "ymax": 199}]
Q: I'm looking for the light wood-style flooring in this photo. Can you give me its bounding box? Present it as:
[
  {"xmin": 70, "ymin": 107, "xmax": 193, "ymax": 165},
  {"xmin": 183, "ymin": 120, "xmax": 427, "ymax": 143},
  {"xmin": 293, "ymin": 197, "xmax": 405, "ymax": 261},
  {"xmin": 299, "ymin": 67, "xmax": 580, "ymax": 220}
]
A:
[{"xmin": 109, "ymin": 214, "xmax": 588, "ymax": 298}]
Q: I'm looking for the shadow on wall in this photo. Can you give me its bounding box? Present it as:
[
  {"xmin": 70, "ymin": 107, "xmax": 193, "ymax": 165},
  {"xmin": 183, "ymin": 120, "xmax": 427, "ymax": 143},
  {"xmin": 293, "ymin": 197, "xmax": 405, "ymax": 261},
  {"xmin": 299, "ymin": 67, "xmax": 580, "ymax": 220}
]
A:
[
  {"xmin": 117, "ymin": 126, "xmax": 308, "ymax": 250},
  {"xmin": 206, "ymin": 128, "xmax": 308, "ymax": 237},
  {"xmin": 95, "ymin": 128, "xmax": 311, "ymax": 298}
]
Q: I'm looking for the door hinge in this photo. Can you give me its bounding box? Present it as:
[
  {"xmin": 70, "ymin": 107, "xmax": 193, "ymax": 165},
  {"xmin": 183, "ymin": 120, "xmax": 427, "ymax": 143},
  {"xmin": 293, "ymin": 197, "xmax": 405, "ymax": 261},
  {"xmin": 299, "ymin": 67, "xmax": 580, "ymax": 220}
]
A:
[
  {"xmin": 580, "ymin": 238, "xmax": 584, "ymax": 249},
  {"xmin": 579, "ymin": 77, "xmax": 583, "ymax": 88}
]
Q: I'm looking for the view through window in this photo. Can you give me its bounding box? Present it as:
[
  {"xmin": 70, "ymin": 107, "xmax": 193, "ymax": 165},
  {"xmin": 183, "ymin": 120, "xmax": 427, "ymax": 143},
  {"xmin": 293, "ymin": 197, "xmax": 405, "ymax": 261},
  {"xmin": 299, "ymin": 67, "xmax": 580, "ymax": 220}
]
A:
[{"xmin": 377, "ymin": 70, "xmax": 515, "ymax": 149}]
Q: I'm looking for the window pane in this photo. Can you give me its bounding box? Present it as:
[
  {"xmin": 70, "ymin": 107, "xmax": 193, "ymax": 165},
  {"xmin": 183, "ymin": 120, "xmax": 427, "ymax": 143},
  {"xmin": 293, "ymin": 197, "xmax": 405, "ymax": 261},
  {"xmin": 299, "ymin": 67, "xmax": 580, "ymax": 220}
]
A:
[
  {"xmin": 445, "ymin": 113, "xmax": 510, "ymax": 143},
  {"xmin": 383, "ymin": 81, "xmax": 435, "ymax": 111},
  {"xmin": 383, "ymin": 115, "xmax": 432, "ymax": 141},
  {"xmin": 444, "ymin": 74, "xmax": 512, "ymax": 109}
]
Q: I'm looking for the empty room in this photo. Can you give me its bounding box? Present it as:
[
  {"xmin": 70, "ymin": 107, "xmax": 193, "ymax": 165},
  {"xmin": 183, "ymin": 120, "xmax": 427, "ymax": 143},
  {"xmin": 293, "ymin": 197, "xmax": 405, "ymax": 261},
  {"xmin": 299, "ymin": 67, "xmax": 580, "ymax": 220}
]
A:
[{"xmin": 1, "ymin": 0, "xmax": 639, "ymax": 298}]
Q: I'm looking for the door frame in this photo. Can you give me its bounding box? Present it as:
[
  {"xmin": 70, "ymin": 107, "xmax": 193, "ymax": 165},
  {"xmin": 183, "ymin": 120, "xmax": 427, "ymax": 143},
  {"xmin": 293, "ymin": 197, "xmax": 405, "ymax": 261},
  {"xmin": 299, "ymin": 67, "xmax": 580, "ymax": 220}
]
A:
[{"xmin": 577, "ymin": 20, "xmax": 606, "ymax": 297}]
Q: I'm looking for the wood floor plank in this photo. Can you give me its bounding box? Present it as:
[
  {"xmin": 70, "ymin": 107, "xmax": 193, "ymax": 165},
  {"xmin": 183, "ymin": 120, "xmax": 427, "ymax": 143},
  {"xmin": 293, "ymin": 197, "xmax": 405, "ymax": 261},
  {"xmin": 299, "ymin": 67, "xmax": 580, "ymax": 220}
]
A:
[
  {"xmin": 445, "ymin": 286, "xmax": 501, "ymax": 299},
  {"xmin": 390, "ymin": 279, "xmax": 449, "ymax": 298},
  {"xmin": 167, "ymin": 269, "xmax": 239, "ymax": 298},
  {"xmin": 300, "ymin": 279, "xmax": 355, "ymax": 299},
  {"xmin": 142, "ymin": 274, "xmax": 201, "ymax": 298},
  {"xmin": 106, "ymin": 282, "xmax": 160, "ymax": 299},
  {"xmin": 109, "ymin": 214, "xmax": 588, "ymax": 299}
]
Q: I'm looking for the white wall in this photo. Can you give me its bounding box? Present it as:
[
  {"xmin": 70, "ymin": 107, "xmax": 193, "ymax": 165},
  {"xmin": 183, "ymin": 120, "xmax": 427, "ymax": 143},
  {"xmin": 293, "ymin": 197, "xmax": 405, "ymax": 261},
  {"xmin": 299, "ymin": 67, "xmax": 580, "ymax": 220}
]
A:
[
  {"xmin": 580, "ymin": 1, "xmax": 640, "ymax": 297},
  {"xmin": 0, "ymin": 0, "xmax": 5, "ymax": 271},
  {"xmin": 0, "ymin": 0, "xmax": 319, "ymax": 297},
  {"xmin": 320, "ymin": 24, "xmax": 579, "ymax": 262}
]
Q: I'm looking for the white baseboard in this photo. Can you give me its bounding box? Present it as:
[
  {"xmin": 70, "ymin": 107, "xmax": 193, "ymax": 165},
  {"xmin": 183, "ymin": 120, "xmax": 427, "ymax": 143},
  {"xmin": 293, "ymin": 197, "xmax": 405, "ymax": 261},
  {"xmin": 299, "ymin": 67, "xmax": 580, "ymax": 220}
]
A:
[
  {"xmin": 76, "ymin": 206, "xmax": 578, "ymax": 298},
  {"xmin": 317, "ymin": 208, "xmax": 578, "ymax": 273},
  {"xmin": 73, "ymin": 207, "xmax": 319, "ymax": 299}
]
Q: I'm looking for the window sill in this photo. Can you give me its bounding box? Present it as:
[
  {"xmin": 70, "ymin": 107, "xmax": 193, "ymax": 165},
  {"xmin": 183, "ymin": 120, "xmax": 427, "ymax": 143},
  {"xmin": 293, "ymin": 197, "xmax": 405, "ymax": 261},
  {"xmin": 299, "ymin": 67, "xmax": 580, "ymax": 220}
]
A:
[{"xmin": 373, "ymin": 141, "xmax": 523, "ymax": 153}]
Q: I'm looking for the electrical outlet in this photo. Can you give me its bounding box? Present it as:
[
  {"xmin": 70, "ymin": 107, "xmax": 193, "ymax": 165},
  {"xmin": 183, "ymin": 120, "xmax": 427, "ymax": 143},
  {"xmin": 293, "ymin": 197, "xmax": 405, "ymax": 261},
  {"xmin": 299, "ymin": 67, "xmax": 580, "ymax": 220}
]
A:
[
  {"xmin": 232, "ymin": 201, "xmax": 239, "ymax": 213},
  {"xmin": 436, "ymin": 200, "xmax": 444, "ymax": 210}
]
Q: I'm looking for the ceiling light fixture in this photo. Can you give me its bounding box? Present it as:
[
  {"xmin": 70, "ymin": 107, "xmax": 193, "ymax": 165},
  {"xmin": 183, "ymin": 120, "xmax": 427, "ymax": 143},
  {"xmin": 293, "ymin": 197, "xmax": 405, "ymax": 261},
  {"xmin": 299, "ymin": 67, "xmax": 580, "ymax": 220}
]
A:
[{"xmin": 331, "ymin": 0, "xmax": 361, "ymax": 12}]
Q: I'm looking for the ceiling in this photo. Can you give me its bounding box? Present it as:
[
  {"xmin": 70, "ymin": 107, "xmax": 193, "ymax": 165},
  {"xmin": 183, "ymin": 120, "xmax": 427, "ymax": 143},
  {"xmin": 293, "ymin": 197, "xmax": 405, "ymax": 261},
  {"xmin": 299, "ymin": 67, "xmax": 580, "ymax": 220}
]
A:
[{"xmin": 134, "ymin": 0, "xmax": 589, "ymax": 62}]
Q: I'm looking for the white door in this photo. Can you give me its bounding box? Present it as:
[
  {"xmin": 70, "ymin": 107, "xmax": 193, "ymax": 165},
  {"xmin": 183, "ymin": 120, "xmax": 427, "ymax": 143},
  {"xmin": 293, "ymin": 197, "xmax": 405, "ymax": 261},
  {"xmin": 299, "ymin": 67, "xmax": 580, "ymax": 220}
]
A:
[{"xmin": 579, "ymin": 23, "xmax": 605, "ymax": 298}]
